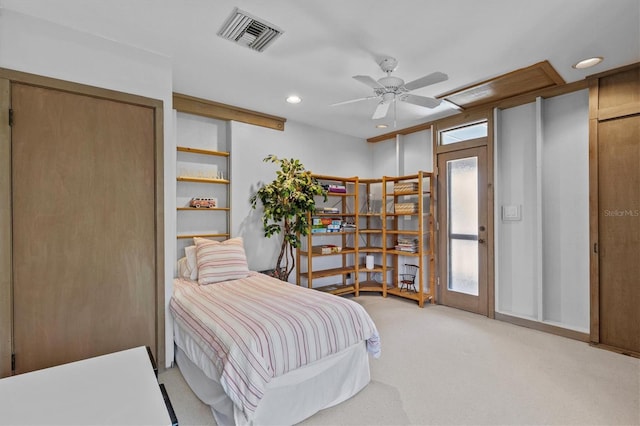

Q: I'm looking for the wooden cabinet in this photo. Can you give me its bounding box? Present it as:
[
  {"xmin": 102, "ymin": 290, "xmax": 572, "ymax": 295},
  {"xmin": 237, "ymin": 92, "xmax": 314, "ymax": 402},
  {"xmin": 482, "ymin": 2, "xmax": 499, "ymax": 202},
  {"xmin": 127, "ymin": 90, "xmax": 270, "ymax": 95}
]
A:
[
  {"xmin": 174, "ymin": 109, "xmax": 231, "ymax": 258},
  {"xmin": 296, "ymin": 175, "xmax": 359, "ymax": 295},
  {"xmin": 382, "ymin": 172, "xmax": 435, "ymax": 307}
]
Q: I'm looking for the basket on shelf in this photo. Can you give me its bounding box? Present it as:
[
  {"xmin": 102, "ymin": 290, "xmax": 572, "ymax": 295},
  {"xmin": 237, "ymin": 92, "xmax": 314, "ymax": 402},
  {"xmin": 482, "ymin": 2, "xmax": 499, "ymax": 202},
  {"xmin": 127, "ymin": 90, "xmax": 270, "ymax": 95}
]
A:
[
  {"xmin": 394, "ymin": 203, "xmax": 418, "ymax": 214},
  {"xmin": 394, "ymin": 182, "xmax": 418, "ymax": 194}
]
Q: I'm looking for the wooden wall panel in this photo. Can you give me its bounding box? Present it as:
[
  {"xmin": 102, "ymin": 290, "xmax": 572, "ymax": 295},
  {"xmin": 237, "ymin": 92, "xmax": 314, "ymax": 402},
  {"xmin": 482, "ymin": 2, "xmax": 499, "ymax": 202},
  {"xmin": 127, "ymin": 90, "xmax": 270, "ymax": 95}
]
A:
[
  {"xmin": 589, "ymin": 63, "xmax": 640, "ymax": 356},
  {"xmin": 596, "ymin": 116, "xmax": 640, "ymax": 354},
  {"xmin": 0, "ymin": 79, "xmax": 11, "ymax": 377},
  {"xmin": 597, "ymin": 66, "xmax": 640, "ymax": 111}
]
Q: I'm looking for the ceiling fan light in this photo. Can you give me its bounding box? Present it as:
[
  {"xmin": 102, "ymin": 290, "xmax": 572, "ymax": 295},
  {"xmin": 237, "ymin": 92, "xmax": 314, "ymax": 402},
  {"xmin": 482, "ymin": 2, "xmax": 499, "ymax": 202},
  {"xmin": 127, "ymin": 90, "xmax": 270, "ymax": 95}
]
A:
[
  {"xmin": 572, "ymin": 56, "xmax": 603, "ymax": 69},
  {"xmin": 286, "ymin": 95, "xmax": 302, "ymax": 104}
]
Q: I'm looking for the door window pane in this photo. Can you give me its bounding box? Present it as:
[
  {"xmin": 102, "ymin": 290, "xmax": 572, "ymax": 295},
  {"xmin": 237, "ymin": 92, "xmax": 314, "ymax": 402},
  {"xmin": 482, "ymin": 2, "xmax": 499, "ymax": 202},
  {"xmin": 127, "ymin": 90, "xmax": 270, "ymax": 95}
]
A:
[
  {"xmin": 447, "ymin": 156, "xmax": 479, "ymax": 296},
  {"xmin": 449, "ymin": 157, "xmax": 478, "ymax": 235},
  {"xmin": 450, "ymin": 239, "xmax": 479, "ymax": 295},
  {"xmin": 441, "ymin": 122, "xmax": 487, "ymax": 145}
]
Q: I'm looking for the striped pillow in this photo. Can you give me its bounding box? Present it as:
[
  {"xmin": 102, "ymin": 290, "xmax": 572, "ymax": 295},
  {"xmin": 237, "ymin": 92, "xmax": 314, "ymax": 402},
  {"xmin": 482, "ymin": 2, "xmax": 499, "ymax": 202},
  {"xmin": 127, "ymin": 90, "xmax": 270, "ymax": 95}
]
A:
[{"xmin": 195, "ymin": 237, "xmax": 250, "ymax": 285}]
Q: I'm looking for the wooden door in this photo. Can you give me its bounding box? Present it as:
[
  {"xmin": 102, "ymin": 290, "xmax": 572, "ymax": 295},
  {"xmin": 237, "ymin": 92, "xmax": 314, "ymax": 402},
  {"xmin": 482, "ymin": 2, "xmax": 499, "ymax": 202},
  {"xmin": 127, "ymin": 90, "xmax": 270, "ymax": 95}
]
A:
[
  {"xmin": 596, "ymin": 114, "xmax": 640, "ymax": 353},
  {"xmin": 437, "ymin": 146, "xmax": 489, "ymax": 315},
  {"xmin": 11, "ymin": 83, "xmax": 158, "ymax": 373},
  {"xmin": 589, "ymin": 64, "xmax": 640, "ymax": 356}
]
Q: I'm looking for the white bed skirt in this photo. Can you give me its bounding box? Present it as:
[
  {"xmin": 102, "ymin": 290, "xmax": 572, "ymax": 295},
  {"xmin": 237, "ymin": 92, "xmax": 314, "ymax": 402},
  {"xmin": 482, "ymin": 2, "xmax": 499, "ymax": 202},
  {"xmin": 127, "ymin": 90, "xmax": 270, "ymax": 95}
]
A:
[{"xmin": 174, "ymin": 323, "xmax": 371, "ymax": 426}]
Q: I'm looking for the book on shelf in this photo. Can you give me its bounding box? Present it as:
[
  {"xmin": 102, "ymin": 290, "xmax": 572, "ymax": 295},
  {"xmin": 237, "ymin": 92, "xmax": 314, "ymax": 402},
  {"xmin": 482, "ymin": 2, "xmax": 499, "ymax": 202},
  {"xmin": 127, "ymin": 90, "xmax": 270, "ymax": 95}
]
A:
[
  {"xmin": 313, "ymin": 217, "xmax": 342, "ymax": 226},
  {"xmin": 395, "ymin": 237, "xmax": 419, "ymax": 253},
  {"xmin": 315, "ymin": 207, "xmax": 340, "ymax": 214},
  {"xmin": 310, "ymin": 217, "xmax": 356, "ymax": 234},
  {"xmin": 397, "ymin": 237, "xmax": 418, "ymax": 244},
  {"xmin": 394, "ymin": 246, "xmax": 418, "ymax": 253},
  {"xmin": 326, "ymin": 184, "xmax": 346, "ymax": 193}
]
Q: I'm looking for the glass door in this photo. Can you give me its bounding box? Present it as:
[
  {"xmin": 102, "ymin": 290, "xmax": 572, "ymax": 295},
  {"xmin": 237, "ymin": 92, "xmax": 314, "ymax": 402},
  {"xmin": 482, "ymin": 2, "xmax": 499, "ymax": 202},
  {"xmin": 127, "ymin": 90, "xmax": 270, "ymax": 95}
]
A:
[{"xmin": 437, "ymin": 146, "xmax": 488, "ymax": 315}]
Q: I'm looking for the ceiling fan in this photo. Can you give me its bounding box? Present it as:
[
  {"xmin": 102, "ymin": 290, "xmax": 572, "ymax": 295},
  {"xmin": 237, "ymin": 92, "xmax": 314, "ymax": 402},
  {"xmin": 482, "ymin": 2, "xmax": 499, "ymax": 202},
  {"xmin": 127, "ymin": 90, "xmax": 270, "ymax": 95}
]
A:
[{"xmin": 332, "ymin": 57, "xmax": 448, "ymax": 121}]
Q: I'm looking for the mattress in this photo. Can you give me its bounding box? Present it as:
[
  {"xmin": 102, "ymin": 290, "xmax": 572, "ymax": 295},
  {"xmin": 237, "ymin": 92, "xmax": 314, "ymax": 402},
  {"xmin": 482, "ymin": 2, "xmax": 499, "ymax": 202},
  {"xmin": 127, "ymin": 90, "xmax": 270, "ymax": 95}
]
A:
[
  {"xmin": 169, "ymin": 273, "xmax": 380, "ymax": 424},
  {"xmin": 175, "ymin": 325, "xmax": 370, "ymax": 425}
]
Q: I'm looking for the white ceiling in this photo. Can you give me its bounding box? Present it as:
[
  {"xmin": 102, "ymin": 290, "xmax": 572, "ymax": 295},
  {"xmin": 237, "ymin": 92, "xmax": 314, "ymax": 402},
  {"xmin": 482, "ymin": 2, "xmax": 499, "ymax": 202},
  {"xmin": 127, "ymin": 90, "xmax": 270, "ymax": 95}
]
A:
[{"xmin": 3, "ymin": 0, "xmax": 640, "ymax": 139}]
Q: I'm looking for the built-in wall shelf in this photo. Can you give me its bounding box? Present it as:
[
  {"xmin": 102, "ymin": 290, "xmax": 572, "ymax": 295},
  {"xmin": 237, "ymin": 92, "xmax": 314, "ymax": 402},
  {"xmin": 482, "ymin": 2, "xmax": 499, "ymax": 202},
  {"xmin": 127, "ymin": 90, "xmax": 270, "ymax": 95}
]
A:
[
  {"xmin": 174, "ymin": 101, "xmax": 231, "ymax": 256},
  {"xmin": 176, "ymin": 177, "xmax": 229, "ymax": 184},
  {"xmin": 176, "ymin": 207, "xmax": 230, "ymax": 211},
  {"xmin": 177, "ymin": 146, "xmax": 229, "ymax": 157},
  {"xmin": 177, "ymin": 233, "xmax": 230, "ymax": 240}
]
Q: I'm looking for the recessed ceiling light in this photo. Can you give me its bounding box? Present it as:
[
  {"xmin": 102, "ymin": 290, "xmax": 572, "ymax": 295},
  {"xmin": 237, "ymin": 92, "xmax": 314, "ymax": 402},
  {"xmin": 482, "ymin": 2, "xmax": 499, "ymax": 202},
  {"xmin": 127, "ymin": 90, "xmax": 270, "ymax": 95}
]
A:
[
  {"xmin": 376, "ymin": 124, "xmax": 388, "ymax": 129},
  {"xmin": 286, "ymin": 95, "xmax": 302, "ymax": 104},
  {"xmin": 572, "ymin": 57, "xmax": 604, "ymax": 69}
]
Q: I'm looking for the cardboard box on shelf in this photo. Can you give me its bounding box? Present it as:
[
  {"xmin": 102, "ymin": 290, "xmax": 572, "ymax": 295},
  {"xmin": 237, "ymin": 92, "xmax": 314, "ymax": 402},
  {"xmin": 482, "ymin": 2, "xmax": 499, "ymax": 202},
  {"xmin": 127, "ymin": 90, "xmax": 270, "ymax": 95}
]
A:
[{"xmin": 312, "ymin": 245, "xmax": 342, "ymax": 254}]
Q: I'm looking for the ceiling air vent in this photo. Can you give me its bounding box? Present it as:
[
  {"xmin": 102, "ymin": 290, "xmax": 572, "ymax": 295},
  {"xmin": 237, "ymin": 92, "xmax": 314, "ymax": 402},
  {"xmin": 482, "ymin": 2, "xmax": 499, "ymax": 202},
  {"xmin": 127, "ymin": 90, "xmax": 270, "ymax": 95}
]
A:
[{"xmin": 217, "ymin": 8, "xmax": 284, "ymax": 52}]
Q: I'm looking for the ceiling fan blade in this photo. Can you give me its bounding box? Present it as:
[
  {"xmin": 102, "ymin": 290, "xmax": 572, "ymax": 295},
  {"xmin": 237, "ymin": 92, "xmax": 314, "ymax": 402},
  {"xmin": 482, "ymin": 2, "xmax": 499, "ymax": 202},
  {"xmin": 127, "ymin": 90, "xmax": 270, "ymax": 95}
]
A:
[
  {"xmin": 331, "ymin": 95, "xmax": 379, "ymax": 106},
  {"xmin": 402, "ymin": 94, "xmax": 442, "ymax": 109},
  {"xmin": 353, "ymin": 75, "xmax": 386, "ymax": 89},
  {"xmin": 372, "ymin": 101, "xmax": 391, "ymax": 120},
  {"xmin": 403, "ymin": 71, "xmax": 448, "ymax": 91}
]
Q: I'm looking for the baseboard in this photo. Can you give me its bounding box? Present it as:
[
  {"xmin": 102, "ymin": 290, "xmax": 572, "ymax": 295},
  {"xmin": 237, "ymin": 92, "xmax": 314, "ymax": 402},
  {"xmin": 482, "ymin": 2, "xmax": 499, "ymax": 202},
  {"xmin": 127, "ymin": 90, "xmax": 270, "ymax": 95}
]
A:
[
  {"xmin": 589, "ymin": 343, "xmax": 640, "ymax": 359},
  {"xmin": 494, "ymin": 312, "xmax": 590, "ymax": 342}
]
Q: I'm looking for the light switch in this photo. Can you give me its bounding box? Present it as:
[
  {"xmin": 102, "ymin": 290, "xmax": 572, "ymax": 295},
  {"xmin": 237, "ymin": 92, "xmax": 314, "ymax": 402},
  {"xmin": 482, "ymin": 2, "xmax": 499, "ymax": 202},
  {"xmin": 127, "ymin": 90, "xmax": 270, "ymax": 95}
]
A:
[{"xmin": 502, "ymin": 204, "xmax": 521, "ymax": 221}]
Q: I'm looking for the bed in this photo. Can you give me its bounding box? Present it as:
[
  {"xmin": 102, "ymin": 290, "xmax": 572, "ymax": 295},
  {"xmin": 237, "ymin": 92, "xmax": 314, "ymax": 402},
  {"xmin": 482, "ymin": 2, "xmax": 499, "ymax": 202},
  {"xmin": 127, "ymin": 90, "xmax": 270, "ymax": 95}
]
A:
[{"xmin": 169, "ymin": 238, "xmax": 380, "ymax": 426}]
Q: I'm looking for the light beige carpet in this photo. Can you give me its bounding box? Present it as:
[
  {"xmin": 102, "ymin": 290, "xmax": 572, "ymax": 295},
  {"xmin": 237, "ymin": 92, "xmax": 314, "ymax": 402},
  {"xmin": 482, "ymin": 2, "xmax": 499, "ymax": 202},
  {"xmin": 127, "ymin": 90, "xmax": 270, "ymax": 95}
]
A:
[{"xmin": 159, "ymin": 295, "xmax": 640, "ymax": 425}]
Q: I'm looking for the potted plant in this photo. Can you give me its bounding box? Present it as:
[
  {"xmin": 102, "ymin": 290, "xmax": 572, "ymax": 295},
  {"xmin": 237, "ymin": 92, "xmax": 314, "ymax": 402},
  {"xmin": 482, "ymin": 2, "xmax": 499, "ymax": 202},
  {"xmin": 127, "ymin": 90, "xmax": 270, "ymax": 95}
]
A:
[{"xmin": 250, "ymin": 155, "xmax": 327, "ymax": 281}]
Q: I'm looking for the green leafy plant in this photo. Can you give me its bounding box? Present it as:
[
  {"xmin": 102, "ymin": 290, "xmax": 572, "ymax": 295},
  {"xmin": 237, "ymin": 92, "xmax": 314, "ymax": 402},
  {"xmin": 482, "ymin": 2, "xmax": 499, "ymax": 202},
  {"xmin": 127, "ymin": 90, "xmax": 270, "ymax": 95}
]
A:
[{"xmin": 250, "ymin": 155, "xmax": 327, "ymax": 281}]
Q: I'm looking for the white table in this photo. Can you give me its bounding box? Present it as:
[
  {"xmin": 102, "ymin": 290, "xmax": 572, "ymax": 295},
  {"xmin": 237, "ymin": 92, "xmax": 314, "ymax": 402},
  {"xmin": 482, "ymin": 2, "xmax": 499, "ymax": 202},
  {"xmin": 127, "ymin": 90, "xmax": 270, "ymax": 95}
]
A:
[{"xmin": 0, "ymin": 346, "xmax": 175, "ymax": 425}]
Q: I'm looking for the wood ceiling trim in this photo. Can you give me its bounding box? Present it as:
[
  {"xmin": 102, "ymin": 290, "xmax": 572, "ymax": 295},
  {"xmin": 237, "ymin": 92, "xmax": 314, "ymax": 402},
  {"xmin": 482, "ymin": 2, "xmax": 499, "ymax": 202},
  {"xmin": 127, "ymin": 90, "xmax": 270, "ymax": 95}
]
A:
[
  {"xmin": 367, "ymin": 64, "xmax": 585, "ymax": 144},
  {"xmin": 173, "ymin": 93, "xmax": 286, "ymax": 131},
  {"xmin": 438, "ymin": 60, "xmax": 566, "ymax": 110},
  {"xmin": 0, "ymin": 68, "xmax": 163, "ymax": 109}
]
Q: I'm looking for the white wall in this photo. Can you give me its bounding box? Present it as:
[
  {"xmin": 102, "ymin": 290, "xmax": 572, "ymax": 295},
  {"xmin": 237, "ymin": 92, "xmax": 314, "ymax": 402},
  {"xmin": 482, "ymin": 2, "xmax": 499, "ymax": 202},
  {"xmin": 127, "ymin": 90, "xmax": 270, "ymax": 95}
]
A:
[
  {"xmin": 371, "ymin": 129, "xmax": 434, "ymax": 290},
  {"xmin": 496, "ymin": 103, "xmax": 539, "ymax": 318},
  {"xmin": 371, "ymin": 129, "xmax": 433, "ymax": 177},
  {"xmin": 495, "ymin": 90, "xmax": 589, "ymax": 332},
  {"xmin": 403, "ymin": 130, "xmax": 434, "ymax": 173},
  {"xmin": 175, "ymin": 113, "xmax": 228, "ymax": 259},
  {"xmin": 230, "ymin": 120, "xmax": 371, "ymax": 272},
  {"xmin": 541, "ymin": 91, "xmax": 589, "ymax": 329},
  {"xmin": 0, "ymin": 8, "xmax": 177, "ymax": 366}
]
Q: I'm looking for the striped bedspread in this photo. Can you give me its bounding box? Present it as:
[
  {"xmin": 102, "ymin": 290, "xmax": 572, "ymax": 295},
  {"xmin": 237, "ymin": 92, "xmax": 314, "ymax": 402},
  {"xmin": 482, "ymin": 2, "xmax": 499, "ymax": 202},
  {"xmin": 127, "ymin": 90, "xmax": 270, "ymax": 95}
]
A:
[{"xmin": 170, "ymin": 272, "xmax": 380, "ymax": 418}]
